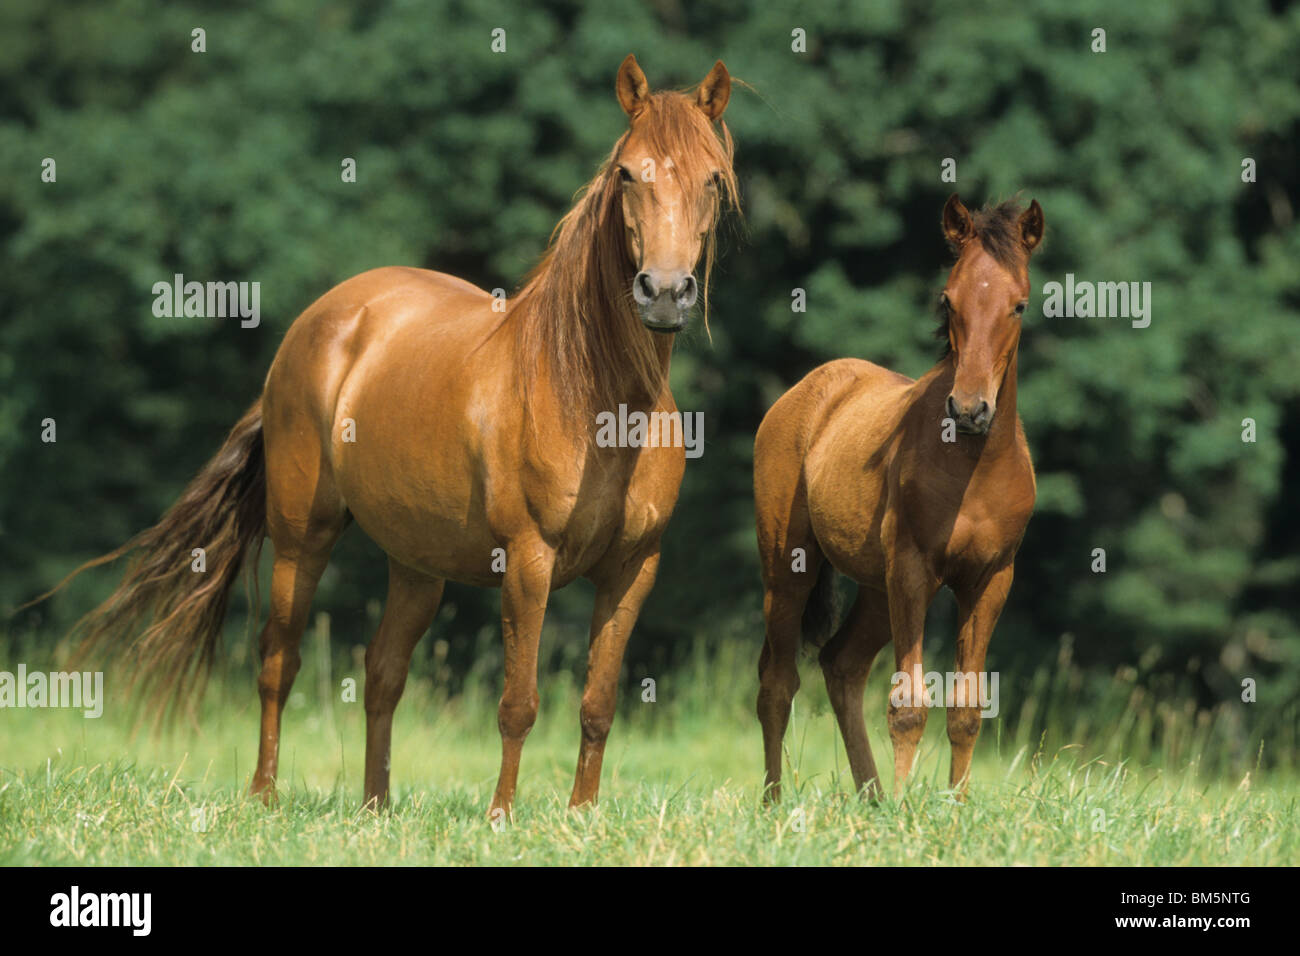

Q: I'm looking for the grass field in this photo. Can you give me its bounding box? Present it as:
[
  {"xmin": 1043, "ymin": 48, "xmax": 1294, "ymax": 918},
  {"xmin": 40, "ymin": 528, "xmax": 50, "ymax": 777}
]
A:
[{"xmin": 1, "ymin": 637, "xmax": 1296, "ymax": 865}]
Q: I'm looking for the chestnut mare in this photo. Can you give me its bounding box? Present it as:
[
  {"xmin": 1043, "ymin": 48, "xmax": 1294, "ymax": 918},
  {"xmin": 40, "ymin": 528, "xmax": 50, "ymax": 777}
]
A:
[
  {"xmin": 45, "ymin": 55, "xmax": 737, "ymax": 816},
  {"xmin": 754, "ymin": 195, "xmax": 1044, "ymax": 801}
]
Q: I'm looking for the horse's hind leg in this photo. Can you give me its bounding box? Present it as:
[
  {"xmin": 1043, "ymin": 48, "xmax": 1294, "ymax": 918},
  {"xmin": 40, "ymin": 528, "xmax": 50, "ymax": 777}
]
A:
[
  {"xmin": 757, "ymin": 533, "xmax": 826, "ymax": 804},
  {"xmin": 363, "ymin": 559, "xmax": 444, "ymax": 809},
  {"xmin": 249, "ymin": 537, "xmax": 342, "ymax": 801},
  {"xmin": 819, "ymin": 585, "xmax": 891, "ymax": 799},
  {"xmin": 249, "ymin": 437, "xmax": 347, "ymax": 803},
  {"xmin": 755, "ymin": 482, "xmax": 822, "ymax": 804},
  {"xmin": 757, "ymin": 582, "xmax": 809, "ymax": 804}
]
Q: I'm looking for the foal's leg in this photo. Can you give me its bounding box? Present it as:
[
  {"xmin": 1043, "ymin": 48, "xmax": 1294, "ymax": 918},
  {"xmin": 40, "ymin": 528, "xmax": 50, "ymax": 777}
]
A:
[
  {"xmin": 362, "ymin": 559, "xmax": 444, "ymax": 809},
  {"xmin": 757, "ymin": 569, "xmax": 818, "ymax": 803},
  {"xmin": 884, "ymin": 544, "xmax": 939, "ymax": 797},
  {"xmin": 569, "ymin": 551, "xmax": 660, "ymax": 807},
  {"xmin": 819, "ymin": 586, "xmax": 892, "ymax": 799},
  {"xmin": 488, "ymin": 538, "xmax": 556, "ymax": 819},
  {"xmin": 947, "ymin": 563, "xmax": 1014, "ymax": 796}
]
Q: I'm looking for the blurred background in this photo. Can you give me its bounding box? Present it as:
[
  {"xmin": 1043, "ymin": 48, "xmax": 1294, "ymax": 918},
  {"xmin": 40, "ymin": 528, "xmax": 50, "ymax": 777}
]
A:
[{"xmin": 2, "ymin": 0, "xmax": 1297, "ymax": 773}]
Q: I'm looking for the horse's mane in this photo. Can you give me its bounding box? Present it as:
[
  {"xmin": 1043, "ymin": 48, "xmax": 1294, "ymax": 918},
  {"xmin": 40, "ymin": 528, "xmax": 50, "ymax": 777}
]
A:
[
  {"xmin": 936, "ymin": 198, "xmax": 1028, "ymax": 357},
  {"xmin": 508, "ymin": 91, "xmax": 737, "ymax": 422}
]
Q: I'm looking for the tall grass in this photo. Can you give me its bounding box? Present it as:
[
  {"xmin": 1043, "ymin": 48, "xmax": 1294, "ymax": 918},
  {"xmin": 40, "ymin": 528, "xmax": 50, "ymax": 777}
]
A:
[{"xmin": 0, "ymin": 619, "xmax": 1295, "ymax": 864}]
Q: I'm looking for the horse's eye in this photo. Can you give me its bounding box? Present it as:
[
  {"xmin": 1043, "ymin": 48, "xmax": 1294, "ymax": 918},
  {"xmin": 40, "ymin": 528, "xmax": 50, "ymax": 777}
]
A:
[
  {"xmin": 1014, "ymin": 301, "xmax": 1026, "ymax": 316},
  {"xmin": 707, "ymin": 171, "xmax": 722, "ymax": 190},
  {"xmin": 940, "ymin": 293, "xmax": 952, "ymax": 313},
  {"xmin": 618, "ymin": 166, "xmax": 634, "ymax": 183}
]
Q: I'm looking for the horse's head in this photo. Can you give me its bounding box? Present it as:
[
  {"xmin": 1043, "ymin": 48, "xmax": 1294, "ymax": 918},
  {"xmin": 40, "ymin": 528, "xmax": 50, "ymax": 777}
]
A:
[
  {"xmin": 938, "ymin": 194, "xmax": 1044, "ymax": 434},
  {"xmin": 612, "ymin": 54, "xmax": 737, "ymax": 333}
]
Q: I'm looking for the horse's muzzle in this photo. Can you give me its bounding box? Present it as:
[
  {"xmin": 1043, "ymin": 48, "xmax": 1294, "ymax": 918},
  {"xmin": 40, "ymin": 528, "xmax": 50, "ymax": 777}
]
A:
[
  {"xmin": 634, "ymin": 270, "xmax": 696, "ymax": 333},
  {"xmin": 947, "ymin": 394, "xmax": 994, "ymax": 435}
]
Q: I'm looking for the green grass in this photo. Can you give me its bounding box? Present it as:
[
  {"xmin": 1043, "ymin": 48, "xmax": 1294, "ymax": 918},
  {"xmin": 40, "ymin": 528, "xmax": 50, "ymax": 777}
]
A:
[{"xmin": 1, "ymin": 639, "xmax": 1297, "ymax": 865}]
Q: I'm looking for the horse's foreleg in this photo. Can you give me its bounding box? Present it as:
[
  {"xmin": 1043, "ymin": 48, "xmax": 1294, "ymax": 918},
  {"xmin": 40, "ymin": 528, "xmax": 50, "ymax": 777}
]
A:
[
  {"xmin": 884, "ymin": 547, "xmax": 938, "ymax": 798},
  {"xmin": 819, "ymin": 586, "xmax": 892, "ymax": 800},
  {"xmin": 362, "ymin": 560, "xmax": 444, "ymax": 810},
  {"xmin": 488, "ymin": 539, "xmax": 555, "ymax": 820},
  {"xmin": 569, "ymin": 551, "xmax": 661, "ymax": 807},
  {"xmin": 947, "ymin": 563, "xmax": 1013, "ymax": 797}
]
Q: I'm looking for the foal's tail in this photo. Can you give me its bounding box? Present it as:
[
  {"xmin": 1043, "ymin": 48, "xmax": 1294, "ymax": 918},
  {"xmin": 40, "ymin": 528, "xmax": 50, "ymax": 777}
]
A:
[
  {"xmin": 801, "ymin": 560, "xmax": 840, "ymax": 650},
  {"xmin": 24, "ymin": 400, "xmax": 267, "ymax": 721}
]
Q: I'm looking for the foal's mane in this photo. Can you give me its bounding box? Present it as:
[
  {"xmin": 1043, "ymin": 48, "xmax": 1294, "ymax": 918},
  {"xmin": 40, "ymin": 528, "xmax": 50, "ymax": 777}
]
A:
[
  {"xmin": 508, "ymin": 91, "xmax": 737, "ymax": 422},
  {"xmin": 935, "ymin": 198, "xmax": 1028, "ymax": 357}
]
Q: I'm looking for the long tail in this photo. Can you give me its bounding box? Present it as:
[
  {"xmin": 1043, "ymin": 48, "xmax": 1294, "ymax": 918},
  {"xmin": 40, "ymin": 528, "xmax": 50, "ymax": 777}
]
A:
[
  {"xmin": 26, "ymin": 400, "xmax": 266, "ymax": 721},
  {"xmin": 801, "ymin": 560, "xmax": 840, "ymax": 650}
]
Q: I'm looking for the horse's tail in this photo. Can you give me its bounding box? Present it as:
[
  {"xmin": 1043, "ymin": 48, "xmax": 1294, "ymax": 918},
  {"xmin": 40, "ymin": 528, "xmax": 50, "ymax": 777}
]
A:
[
  {"xmin": 801, "ymin": 560, "xmax": 840, "ymax": 650},
  {"xmin": 26, "ymin": 400, "xmax": 267, "ymax": 721}
]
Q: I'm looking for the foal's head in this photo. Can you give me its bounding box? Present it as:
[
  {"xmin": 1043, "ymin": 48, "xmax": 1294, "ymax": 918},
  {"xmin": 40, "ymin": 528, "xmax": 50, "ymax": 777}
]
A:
[
  {"xmin": 938, "ymin": 194, "xmax": 1045, "ymax": 434},
  {"xmin": 612, "ymin": 54, "xmax": 737, "ymax": 332}
]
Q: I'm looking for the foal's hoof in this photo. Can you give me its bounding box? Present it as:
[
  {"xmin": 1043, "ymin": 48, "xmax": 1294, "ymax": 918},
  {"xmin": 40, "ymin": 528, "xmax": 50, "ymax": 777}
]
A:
[
  {"xmin": 248, "ymin": 779, "xmax": 278, "ymax": 807},
  {"xmin": 858, "ymin": 783, "xmax": 884, "ymax": 805}
]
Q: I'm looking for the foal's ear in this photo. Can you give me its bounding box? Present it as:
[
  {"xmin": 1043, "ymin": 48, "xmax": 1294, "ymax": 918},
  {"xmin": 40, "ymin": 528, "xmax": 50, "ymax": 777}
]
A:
[
  {"xmin": 942, "ymin": 193, "xmax": 974, "ymax": 246},
  {"xmin": 1019, "ymin": 199, "xmax": 1045, "ymax": 253},
  {"xmin": 696, "ymin": 60, "xmax": 731, "ymax": 121},
  {"xmin": 616, "ymin": 54, "xmax": 650, "ymax": 118}
]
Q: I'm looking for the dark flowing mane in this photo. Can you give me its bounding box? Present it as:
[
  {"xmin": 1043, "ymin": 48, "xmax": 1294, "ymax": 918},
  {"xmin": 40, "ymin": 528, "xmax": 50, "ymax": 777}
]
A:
[
  {"xmin": 936, "ymin": 198, "xmax": 1027, "ymax": 357},
  {"xmin": 509, "ymin": 91, "xmax": 737, "ymax": 422}
]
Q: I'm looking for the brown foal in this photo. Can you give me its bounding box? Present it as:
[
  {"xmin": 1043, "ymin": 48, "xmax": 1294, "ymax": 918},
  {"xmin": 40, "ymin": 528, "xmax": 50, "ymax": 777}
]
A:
[
  {"xmin": 754, "ymin": 195, "xmax": 1044, "ymax": 801},
  {"xmin": 44, "ymin": 55, "xmax": 737, "ymax": 816}
]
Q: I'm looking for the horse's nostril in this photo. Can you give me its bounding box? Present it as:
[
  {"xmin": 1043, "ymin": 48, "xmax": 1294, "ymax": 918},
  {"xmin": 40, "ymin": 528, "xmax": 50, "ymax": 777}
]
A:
[
  {"xmin": 946, "ymin": 395, "xmax": 959, "ymax": 420},
  {"xmin": 675, "ymin": 275, "xmax": 698, "ymax": 307},
  {"xmin": 633, "ymin": 272, "xmax": 657, "ymax": 305},
  {"xmin": 975, "ymin": 400, "xmax": 991, "ymax": 422}
]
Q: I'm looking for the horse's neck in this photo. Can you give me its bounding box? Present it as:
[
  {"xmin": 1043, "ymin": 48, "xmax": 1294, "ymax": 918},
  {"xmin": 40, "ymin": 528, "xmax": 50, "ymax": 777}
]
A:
[
  {"xmin": 638, "ymin": 334, "xmax": 675, "ymax": 403},
  {"xmin": 994, "ymin": 352, "xmax": 1020, "ymax": 439},
  {"xmin": 512, "ymin": 295, "xmax": 673, "ymax": 446},
  {"xmin": 570, "ymin": 266, "xmax": 673, "ymax": 412}
]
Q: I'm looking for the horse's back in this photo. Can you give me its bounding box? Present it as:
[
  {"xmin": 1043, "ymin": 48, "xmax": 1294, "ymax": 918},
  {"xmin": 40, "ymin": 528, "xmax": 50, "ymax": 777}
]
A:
[
  {"xmin": 266, "ymin": 266, "xmax": 496, "ymax": 402},
  {"xmin": 756, "ymin": 357, "xmax": 911, "ymax": 461},
  {"xmin": 320, "ymin": 265, "xmax": 493, "ymax": 307}
]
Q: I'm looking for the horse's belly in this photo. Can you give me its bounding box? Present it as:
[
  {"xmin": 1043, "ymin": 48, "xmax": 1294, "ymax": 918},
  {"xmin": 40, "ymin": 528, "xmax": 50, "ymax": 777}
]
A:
[
  {"xmin": 329, "ymin": 388, "xmax": 505, "ymax": 585},
  {"xmin": 806, "ymin": 479, "xmax": 890, "ymax": 585},
  {"xmin": 337, "ymin": 436, "xmax": 677, "ymax": 589},
  {"xmin": 338, "ymin": 462, "xmax": 503, "ymax": 586}
]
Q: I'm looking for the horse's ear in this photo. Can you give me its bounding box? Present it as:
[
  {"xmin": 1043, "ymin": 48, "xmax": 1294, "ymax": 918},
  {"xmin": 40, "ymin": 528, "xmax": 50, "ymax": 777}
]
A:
[
  {"xmin": 942, "ymin": 193, "xmax": 974, "ymax": 247},
  {"xmin": 616, "ymin": 54, "xmax": 650, "ymax": 118},
  {"xmin": 696, "ymin": 60, "xmax": 731, "ymax": 121},
  {"xmin": 1019, "ymin": 199, "xmax": 1045, "ymax": 253}
]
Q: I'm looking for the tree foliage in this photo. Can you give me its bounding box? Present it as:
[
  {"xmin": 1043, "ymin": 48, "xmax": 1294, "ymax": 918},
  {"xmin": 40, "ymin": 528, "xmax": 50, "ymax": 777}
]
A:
[{"xmin": 2, "ymin": 0, "xmax": 1297, "ymax": 726}]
